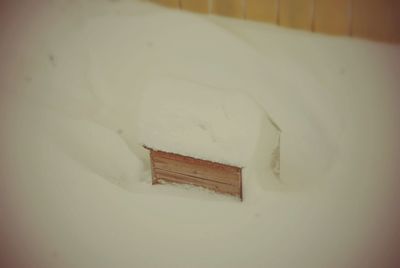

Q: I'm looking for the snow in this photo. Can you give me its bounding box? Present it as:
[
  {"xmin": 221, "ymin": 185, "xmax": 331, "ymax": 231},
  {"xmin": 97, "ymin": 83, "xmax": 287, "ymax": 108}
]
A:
[
  {"xmin": 137, "ymin": 76, "xmax": 280, "ymax": 168},
  {"xmin": 49, "ymin": 116, "xmax": 144, "ymax": 190},
  {"xmin": 1, "ymin": 0, "xmax": 400, "ymax": 267}
]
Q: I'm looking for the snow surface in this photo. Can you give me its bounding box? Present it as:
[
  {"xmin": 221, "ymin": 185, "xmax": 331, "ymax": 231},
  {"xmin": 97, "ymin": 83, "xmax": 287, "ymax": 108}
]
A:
[
  {"xmin": 137, "ymin": 76, "xmax": 280, "ymax": 167},
  {"xmin": 1, "ymin": 0, "xmax": 400, "ymax": 267}
]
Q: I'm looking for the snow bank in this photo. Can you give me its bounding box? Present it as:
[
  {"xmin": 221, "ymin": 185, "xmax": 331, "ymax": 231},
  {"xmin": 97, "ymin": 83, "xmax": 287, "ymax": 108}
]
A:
[
  {"xmin": 84, "ymin": 11, "xmax": 339, "ymax": 188},
  {"xmin": 1, "ymin": 0, "xmax": 400, "ymax": 267},
  {"xmin": 48, "ymin": 117, "xmax": 144, "ymax": 190},
  {"xmin": 138, "ymin": 76, "xmax": 280, "ymax": 170}
]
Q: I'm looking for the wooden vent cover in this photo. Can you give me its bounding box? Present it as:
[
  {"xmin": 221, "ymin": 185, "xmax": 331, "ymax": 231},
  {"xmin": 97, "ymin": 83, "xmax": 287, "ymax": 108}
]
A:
[{"xmin": 145, "ymin": 147, "xmax": 243, "ymax": 200}]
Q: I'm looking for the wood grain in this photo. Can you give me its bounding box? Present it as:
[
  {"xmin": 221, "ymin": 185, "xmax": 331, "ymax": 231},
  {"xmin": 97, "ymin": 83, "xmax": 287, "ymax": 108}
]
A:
[
  {"xmin": 314, "ymin": 0, "xmax": 351, "ymax": 35},
  {"xmin": 147, "ymin": 148, "xmax": 242, "ymax": 200},
  {"xmin": 212, "ymin": 0, "xmax": 244, "ymax": 18},
  {"xmin": 279, "ymin": 0, "xmax": 314, "ymax": 30},
  {"xmin": 246, "ymin": 0, "xmax": 278, "ymax": 23},
  {"xmin": 152, "ymin": 150, "xmax": 240, "ymax": 179},
  {"xmin": 181, "ymin": 0, "xmax": 209, "ymax": 13},
  {"xmin": 154, "ymin": 169, "xmax": 241, "ymax": 198},
  {"xmin": 152, "ymin": 156, "xmax": 241, "ymax": 185},
  {"xmin": 352, "ymin": 0, "xmax": 400, "ymax": 43},
  {"xmin": 148, "ymin": 0, "xmax": 400, "ymax": 43}
]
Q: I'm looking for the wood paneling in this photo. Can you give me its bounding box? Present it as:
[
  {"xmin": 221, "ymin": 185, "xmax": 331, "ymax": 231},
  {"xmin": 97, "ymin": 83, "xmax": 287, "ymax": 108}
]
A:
[
  {"xmin": 181, "ymin": 0, "xmax": 209, "ymax": 13},
  {"xmin": 279, "ymin": 0, "xmax": 314, "ymax": 30},
  {"xmin": 148, "ymin": 0, "xmax": 400, "ymax": 43},
  {"xmin": 393, "ymin": 1, "xmax": 400, "ymax": 42},
  {"xmin": 151, "ymin": 0, "xmax": 180, "ymax": 8},
  {"xmin": 154, "ymin": 169, "xmax": 241, "ymax": 197},
  {"xmin": 148, "ymin": 148, "xmax": 242, "ymax": 200},
  {"xmin": 352, "ymin": 0, "xmax": 400, "ymax": 43},
  {"xmin": 246, "ymin": 0, "xmax": 278, "ymax": 23},
  {"xmin": 314, "ymin": 0, "xmax": 351, "ymax": 35},
  {"xmin": 212, "ymin": 0, "xmax": 244, "ymax": 18},
  {"xmin": 152, "ymin": 152, "xmax": 241, "ymax": 185}
]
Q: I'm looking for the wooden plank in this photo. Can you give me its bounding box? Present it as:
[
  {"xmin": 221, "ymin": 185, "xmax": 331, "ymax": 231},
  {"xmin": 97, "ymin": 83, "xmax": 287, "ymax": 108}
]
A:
[
  {"xmin": 151, "ymin": 149, "xmax": 241, "ymax": 172},
  {"xmin": 151, "ymin": 150, "xmax": 241, "ymax": 185},
  {"xmin": 152, "ymin": 156, "xmax": 241, "ymax": 186},
  {"xmin": 181, "ymin": 0, "xmax": 209, "ymax": 13},
  {"xmin": 154, "ymin": 168, "xmax": 236, "ymax": 188},
  {"xmin": 154, "ymin": 169, "xmax": 242, "ymax": 198},
  {"xmin": 314, "ymin": 0, "xmax": 351, "ymax": 35},
  {"xmin": 246, "ymin": 0, "xmax": 278, "ymax": 23},
  {"xmin": 352, "ymin": 0, "xmax": 400, "ymax": 43},
  {"xmin": 279, "ymin": 0, "xmax": 315, "ymax": 30},
  {"xmin": 392, "ymin": 1, "xmax": 400, "ymax": 43},
  {"xmin": 150, "ymin": 0, "xmax": 180, "ymax": 8},
  {"xmin": 211, "ymin": 0, "xmax": 244, "ymax": 18},
  {"xmin": 147, "ymin": 148, "xmax": 242, "ymax": 200}
]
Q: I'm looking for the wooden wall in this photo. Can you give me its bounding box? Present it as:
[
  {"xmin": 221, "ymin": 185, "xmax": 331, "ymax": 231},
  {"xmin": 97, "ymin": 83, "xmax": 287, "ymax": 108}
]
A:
[{"xmin": 149, "ymin": 0, "xmax": 400, "ymax": 43}]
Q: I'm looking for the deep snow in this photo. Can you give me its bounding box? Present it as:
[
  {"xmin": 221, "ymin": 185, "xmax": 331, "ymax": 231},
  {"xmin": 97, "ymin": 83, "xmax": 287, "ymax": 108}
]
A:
[
  {"xmin": 137, "ymin": 76, "xmax": 280, "ymax": 168},
  {"xmin": 1, "ymin": 0, "xmax": 400, "ymax": 267}
]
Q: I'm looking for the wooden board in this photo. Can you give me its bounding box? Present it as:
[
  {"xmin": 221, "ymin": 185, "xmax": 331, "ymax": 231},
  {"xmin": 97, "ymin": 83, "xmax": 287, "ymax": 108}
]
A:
[
  {"xmin": 148, "ymin": 148, "xmax": 242, "ymax": 200},
  {"xmin": 147, "ymin": 0, "xmax": 400, "ymax": 43},
  {"xmin": 279, "ymin": 0, "xmax": 314, "ymax": 30},
  {"xmin": 314, "ymin": 0, "xmax": 351, "ymax": 35},
  {"xmin": 246, "ymin": 0, "xmax": 278, "ymax": 23},
  {"xmin": 181, "ymin": 0, "xmax": 209, "ymax": 13},
  {"xmin": 352, "ymin": 0, "xmax": 400, "ymax": 43},
  {"xmin": 148, "ymin": 0, "xmax": 400, "ymax": 43},
  {"xmin": 211, "ymin": 0, "xmax": 244, "ymax": 18}
]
